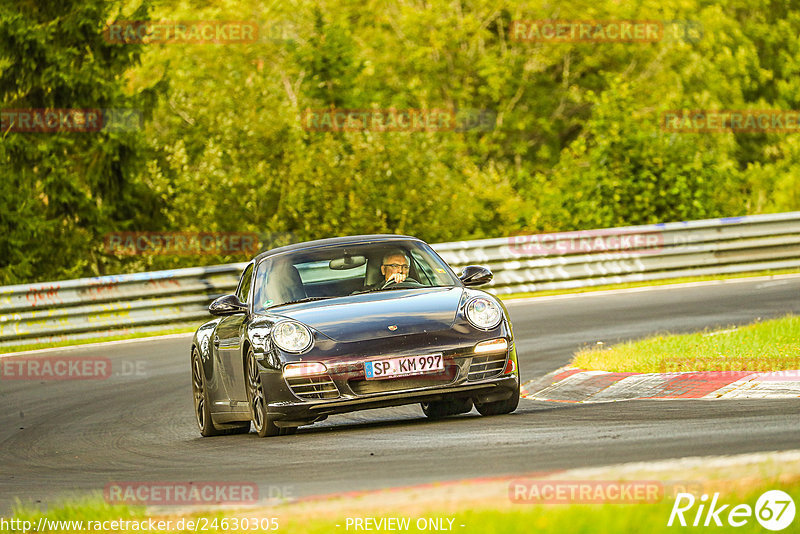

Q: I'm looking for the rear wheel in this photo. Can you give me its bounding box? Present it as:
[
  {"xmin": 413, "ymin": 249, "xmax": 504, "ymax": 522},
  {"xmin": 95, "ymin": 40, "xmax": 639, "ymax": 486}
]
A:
[
  {"xmin": 192, "ymin": 349, "xmax": 250, "ymax": 436},
  {"xmin": 421, "ymin": 397, "xmax": 474, "ymax": 419},
  {"xmin": 246, "ymin": 349, "xmax": 281, "ymax": 437},
  {"xmin": 474, "ymin": 382, "xmax": 520, "ymax": 416},
  {"xmin": 191, "ymin": 348, "xmax": 220, "ymax": 436}
]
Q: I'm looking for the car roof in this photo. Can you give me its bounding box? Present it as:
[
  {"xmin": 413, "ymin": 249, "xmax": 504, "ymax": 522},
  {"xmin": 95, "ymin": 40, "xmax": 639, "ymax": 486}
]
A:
[{"xmin": 253, "ymin": 234, "xmax": 423, "ymax": 262}]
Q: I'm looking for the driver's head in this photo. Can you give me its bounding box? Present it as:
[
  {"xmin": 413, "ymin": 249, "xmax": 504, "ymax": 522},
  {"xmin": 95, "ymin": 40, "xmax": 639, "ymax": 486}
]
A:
[{"xmin": 380, "ymin": 250, "xmax": 410, "ymax": 281}]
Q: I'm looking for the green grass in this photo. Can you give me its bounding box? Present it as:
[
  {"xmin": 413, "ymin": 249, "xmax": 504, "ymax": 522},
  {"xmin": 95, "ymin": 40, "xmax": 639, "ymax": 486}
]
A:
[
  {"xmin": 0, "ymin": 326, "xmax": 195, "ymax": 355},
  {"xmin": 499, "ymin": 268, "xmax": 800, "ymax": 300},
  {"xmin": 458, "ymin": 482, "xmax": 798, "ymax": 534},
  {"xmin": 4, "ymin": 479, "xmax": 798, "ymax": 533},
  {"xmin": 571, "ymin": 315, "xmax": 800, "ymax": 373},
  {"xmin": 370, "ymin": 483, "xmax": 799, "ymax": 534}
]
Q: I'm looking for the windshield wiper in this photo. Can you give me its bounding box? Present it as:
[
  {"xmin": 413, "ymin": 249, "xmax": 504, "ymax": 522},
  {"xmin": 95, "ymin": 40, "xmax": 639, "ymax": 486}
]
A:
[{"xmin": 271, "ymin": 296, "xmax": 333, "ymax": 307}]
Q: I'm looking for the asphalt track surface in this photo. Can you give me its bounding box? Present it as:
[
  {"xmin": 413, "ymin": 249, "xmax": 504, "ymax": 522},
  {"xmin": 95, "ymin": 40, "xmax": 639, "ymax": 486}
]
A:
[{"xmin": 1, "ymin": 276, "xmax": 800, "ymax": 513}]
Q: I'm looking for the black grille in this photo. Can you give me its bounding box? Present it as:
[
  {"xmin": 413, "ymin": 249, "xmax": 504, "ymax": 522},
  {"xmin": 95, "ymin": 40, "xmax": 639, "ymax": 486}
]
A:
[
  {"xmin": 468, "ymin": 353, "xmax": 507, "ymax": 380},
  {"xmin": 286, "ymin": 375, "xmax": 339, "ymax": 400},
  {"xmin": 349, "ymin": 367, "xmax": 457, "ymax": 395}
]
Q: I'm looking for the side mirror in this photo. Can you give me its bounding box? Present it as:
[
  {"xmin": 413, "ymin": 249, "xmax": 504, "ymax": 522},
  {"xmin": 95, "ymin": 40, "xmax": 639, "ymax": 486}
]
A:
[
  {"xmin": 459, "ymin": 265, "xmax": 493, "ymax": 287},
  {"xmin": 209, "ymin": 294, "xmax": 248, "ymax": 316}
]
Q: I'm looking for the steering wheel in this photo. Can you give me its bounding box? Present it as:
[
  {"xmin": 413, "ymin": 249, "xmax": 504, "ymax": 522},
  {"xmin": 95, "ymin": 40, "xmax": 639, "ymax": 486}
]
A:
[{"xmin": 380, "ymin": 277, "xmax": 423, "ymax": 289}]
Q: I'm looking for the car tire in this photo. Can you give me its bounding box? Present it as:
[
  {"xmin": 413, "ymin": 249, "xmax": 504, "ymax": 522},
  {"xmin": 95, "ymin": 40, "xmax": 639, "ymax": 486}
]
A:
[
  {"xmin": 246, "ymin": 349, "xmax": 281, "ymax": 437},
  {"xmin": 191, "ymin": 348, "xmax": 223, "ymax": 437},
  {"xmin": 474, "ymin": 382, "xmax": 520, "ymax": 416},
  {"xmin": 421, "ymin": 397, "xmax": 474, "ymax": 419}
]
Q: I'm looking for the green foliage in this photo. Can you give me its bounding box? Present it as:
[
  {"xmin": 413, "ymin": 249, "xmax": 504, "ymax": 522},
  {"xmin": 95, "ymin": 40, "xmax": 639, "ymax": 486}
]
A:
[
  {"xmin": 2, "ymin": 0, "xmax": 800, "ymax": 284},
  {"xmin": 0, "ymin": 0, "xmax": 166, "ymax": 284},
  {"xmin": 537, "ymin": 79, "xmax": 742, "ymax": 230}
]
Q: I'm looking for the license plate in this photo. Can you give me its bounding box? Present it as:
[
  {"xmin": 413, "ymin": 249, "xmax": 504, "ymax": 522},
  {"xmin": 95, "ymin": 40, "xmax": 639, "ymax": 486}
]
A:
[{"xmin": 364, "ymin": 353, "xmax": 444, "ymax": 380}]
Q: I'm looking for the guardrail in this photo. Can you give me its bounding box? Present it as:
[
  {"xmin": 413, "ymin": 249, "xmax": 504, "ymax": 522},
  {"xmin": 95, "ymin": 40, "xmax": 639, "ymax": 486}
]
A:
[
  {"xmin": 2, "ymin": 212, "xmax": 799, "ymax": 347},
  {"xmin": 434, "ymin": 211, "xmax": 800, "ymax": 294}
]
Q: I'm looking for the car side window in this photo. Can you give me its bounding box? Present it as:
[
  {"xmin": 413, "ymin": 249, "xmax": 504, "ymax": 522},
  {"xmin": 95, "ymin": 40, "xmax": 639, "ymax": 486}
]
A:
[
  {"xmin": 236, "ymin": 263, "xmax": 254, "ymax": 303},
  {"xmin": 410, "ymin": 250, "xmax": 435, "ymax": 285}
]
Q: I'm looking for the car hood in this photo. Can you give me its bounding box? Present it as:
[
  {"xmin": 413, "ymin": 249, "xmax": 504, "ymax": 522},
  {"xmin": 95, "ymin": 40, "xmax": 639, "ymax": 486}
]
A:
[{"xmin": 267, "ymin": 287, "xmax": 464, "ymax": 342}]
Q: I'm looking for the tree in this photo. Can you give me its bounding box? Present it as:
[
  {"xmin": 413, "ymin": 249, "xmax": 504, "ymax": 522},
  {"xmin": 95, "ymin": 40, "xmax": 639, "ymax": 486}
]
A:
[{"xmin": 0, "ymin": 0, "xmax": 165, "ymax": 284}]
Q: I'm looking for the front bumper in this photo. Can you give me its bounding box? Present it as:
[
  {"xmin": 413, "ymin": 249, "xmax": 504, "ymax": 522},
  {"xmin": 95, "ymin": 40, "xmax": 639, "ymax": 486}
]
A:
[{"xmin": 257, "ymin": 338, "xmax": 519, "ymax": 425}]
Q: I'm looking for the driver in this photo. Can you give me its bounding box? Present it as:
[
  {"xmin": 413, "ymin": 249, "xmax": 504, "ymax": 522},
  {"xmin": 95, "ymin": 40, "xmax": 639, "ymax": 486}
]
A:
[
  {"xmin": 353, "ymin": 249, "xmax": 422, "ymax": 294},
  {"xmin": 380, "ymin": 250, "xmax": 411, "ymax": 285}
]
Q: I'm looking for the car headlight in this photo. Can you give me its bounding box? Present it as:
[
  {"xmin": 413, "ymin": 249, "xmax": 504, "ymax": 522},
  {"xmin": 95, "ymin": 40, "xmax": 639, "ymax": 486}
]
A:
[
  {"xmin": 272, "ymin": 321, "xmax": 313, "ymax": 353},
  {"xmin": 283, "ymin": 362, "xmax": 327, "ymax": 378},
  {"xmin": 465, "ymin": 297, "xmax": 503, "ymax": 330},
  {"xmin": 474, "ymin": 338, "xmax": 508, "ymax": 353}
]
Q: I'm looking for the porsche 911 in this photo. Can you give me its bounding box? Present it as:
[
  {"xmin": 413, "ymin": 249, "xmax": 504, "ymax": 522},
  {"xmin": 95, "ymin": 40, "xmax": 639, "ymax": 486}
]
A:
[{"xmin": 190, "ymin": 234, "xmax": 520, "ymax": 437}]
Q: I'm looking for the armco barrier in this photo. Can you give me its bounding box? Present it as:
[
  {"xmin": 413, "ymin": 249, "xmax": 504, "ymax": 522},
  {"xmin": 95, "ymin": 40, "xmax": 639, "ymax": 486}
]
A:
[
  {"xmin": 0, "ymin": 265, "xmax": 246, "ymax": 346},
  {"xmin": 1, "ymin": 212, "xmax": 799, "ymax": 347},
  {"xmin": 433, "ymin": 211, "xmax": 800, "ymax": 294}
]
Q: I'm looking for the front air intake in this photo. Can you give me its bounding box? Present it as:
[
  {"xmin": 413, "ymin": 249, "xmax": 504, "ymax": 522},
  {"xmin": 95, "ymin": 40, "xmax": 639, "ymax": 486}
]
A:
[
  {"xmin": 285, "ymin": 375, "xmax": 339, "ymax": 400},
  {"xmin": 468, "ymin": 353, "xmax": 507, "ymax": 381}
]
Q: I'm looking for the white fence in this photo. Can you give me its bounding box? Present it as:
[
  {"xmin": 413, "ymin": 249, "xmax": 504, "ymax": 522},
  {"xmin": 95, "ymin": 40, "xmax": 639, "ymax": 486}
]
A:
[{"xmin": 2, "ymin": 212, "xmax": 798, "ymax": 347}]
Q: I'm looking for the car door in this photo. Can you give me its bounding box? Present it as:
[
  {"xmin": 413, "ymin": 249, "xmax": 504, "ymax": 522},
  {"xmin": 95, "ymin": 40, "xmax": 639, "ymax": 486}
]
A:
[{"xmin": 215, "ymin": 262, "xmax": 253, "ymax": 405}]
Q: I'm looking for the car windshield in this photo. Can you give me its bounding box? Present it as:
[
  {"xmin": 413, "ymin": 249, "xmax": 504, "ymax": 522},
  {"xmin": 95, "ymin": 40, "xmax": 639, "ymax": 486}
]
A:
[{"xmin": 252, "ymin": 240, "xmax": 460, "ymax": 312}]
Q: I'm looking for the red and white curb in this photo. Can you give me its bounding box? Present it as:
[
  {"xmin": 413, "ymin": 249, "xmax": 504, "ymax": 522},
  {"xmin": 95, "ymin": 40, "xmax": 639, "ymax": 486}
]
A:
[{"xmin": 520, "ymin": 367, "xmax": 800, "ymax": 403}]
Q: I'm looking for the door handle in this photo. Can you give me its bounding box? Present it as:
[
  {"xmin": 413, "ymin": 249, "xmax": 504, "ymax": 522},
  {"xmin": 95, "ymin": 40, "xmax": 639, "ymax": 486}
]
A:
[{"xmin": 213, "ymin": 335, "xmax": 220, "ymax": 348}]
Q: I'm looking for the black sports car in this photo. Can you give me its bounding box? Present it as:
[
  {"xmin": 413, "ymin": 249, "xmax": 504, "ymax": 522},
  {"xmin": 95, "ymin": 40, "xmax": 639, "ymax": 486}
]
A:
[{"xmin": 190, "ymin": 234, "xmax": 520, "ymax": 437}]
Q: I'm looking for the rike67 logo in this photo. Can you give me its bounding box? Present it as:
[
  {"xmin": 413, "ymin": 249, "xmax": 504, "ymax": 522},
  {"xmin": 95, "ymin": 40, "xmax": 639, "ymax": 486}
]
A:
[{"xmin": 668, "ymin": 490, "xmax": 795, "ymax": 531}]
